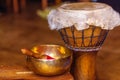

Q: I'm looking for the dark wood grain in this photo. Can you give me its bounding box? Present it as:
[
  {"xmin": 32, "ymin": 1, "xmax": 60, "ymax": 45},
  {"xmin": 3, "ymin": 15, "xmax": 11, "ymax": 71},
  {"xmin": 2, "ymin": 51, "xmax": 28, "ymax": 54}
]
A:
[{"xmin": 71, "ymin": 51, "xmax": 97, "ymax": 80}]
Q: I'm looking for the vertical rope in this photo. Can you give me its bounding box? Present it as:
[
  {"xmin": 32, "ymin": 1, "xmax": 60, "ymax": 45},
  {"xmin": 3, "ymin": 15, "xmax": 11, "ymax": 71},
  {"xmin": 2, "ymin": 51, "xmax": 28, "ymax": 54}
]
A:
[
  {"xmin": 88, "ymin": 27, "xmax": 96, "ymax": 47},
  {"xmin": 59, "ymin": 30, "xmax": 66, "ymax": 43},
  {"xmin": 95, "ymin": 29, "xmax": 102, "ymax": 47},
  {"xmin": 64, "ymin": 28, "xmax": 70, "ymax": 45},
  {"xmin": 81, "ymin": 30, "xmax": 85, "ymax": 47},
  {"xmin": 71, "ymin": 26, "xmax": 77, "ymax": 47},
  {"xmin": 99, "ymin": 30, "xmax": 109, "ymax": 46}
]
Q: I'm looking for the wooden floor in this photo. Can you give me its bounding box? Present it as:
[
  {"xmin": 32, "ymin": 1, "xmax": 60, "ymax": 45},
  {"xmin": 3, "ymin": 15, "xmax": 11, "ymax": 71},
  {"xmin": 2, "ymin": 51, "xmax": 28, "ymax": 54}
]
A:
[{"xmin": 0, "ymin": 2, "xmax": 120, "ymax": 80}]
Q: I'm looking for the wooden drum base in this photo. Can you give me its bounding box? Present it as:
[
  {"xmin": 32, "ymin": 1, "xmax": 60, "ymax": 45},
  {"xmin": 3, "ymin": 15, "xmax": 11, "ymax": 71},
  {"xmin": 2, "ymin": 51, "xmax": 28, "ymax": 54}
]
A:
[{"xmin": 71, "ymin": 51, "xmax": 97, "ymax": 80}]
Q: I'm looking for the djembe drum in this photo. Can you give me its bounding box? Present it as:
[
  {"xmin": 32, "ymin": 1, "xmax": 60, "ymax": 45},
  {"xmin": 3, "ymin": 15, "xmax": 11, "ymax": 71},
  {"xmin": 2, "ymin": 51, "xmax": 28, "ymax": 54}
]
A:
[
  {"xmin": 59, "ymin": 25, "xmax": 108, "ymax": 80},
  {"xmin": 48, "ymin": 2, "xmax": 120, "ymax": 80}
]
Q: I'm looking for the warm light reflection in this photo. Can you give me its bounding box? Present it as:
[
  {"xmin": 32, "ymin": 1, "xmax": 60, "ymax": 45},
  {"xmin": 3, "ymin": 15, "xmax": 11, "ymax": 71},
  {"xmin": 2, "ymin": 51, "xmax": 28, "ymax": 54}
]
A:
[
  {"xmin": 31, "ymin": 47, "xmax": 39, "ymax": 53},
  {"xmin": 57, "ymin": 47, "xmax": 65, "ymax": 54}
]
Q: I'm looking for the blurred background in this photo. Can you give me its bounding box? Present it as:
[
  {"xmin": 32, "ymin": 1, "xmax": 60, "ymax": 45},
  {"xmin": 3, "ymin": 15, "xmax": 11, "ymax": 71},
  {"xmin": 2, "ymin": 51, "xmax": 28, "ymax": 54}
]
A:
[{"xmin": 0, "ymin": 0, "xmax": 120, "ymax": 80}]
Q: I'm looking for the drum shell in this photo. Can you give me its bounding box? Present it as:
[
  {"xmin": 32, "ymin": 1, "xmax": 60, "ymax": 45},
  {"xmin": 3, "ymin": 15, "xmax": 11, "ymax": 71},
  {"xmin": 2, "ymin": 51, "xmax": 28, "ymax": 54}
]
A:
[{"xmin": 59, "ymin": 26, "xmax": 109, "ymax": 51}]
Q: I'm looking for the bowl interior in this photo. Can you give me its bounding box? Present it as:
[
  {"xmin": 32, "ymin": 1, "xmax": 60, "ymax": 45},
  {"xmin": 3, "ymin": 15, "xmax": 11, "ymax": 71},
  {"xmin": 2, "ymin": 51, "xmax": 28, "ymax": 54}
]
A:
[{"xmin": 31, "ymin": 44, "xmax": 72, "ymax": 59}]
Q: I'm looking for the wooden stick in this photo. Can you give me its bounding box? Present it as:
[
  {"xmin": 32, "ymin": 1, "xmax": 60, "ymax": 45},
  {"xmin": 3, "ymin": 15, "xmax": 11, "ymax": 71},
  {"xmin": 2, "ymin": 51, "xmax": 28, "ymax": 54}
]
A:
[
  {"xmin": 21, "ymin": 49, "xmax": 54, "ymax": 59},
  {"xmin": 41, "ymin": 0, "xmax": 48, "ymax": 10},
  {"xmin": 13, "ymin": 0, "xmax": 19, "ymax": 13},
  {"xmin": 55, "ymin": 0, "xmax": 61, "ymax": 5},
  {"xmin": 20, "ymin": 0, "xmax": 26, "ymax": 9},
  {"xmin": 21, "ymin": 49, "xmax": 40, "ymax": 59}
]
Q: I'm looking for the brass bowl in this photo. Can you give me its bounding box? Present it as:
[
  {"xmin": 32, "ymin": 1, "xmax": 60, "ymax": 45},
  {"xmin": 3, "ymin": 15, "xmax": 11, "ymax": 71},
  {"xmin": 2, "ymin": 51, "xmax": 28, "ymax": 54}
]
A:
[{"xmin": 26, "ymin": 44, "xmax": 72, "ymax": 76}]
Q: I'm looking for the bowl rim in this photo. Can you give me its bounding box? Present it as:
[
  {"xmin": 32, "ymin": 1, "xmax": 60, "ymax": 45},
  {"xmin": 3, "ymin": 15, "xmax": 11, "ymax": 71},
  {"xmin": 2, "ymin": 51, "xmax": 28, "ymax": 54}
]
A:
[
  {"xmin": 31, "ymin": 44, "xmax": 68, "ymax": 49},
  {"xmin": 28, "ymin": 44, "xmax": 72, "ymax": 60}
]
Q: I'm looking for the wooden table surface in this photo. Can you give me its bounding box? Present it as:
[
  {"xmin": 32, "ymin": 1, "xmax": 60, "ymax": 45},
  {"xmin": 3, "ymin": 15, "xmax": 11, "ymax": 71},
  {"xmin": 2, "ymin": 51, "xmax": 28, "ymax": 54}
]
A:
[{"xmin": 0, "ymin": 64, "xmax": 73, "ymax": 80}]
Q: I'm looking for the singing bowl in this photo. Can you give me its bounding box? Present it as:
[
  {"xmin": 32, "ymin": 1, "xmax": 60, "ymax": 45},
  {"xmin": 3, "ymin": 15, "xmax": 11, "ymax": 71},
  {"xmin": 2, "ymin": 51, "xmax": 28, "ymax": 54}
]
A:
[{"xmin": 26, "ymin": 45, "xmax": 72, "ymax": 76}]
